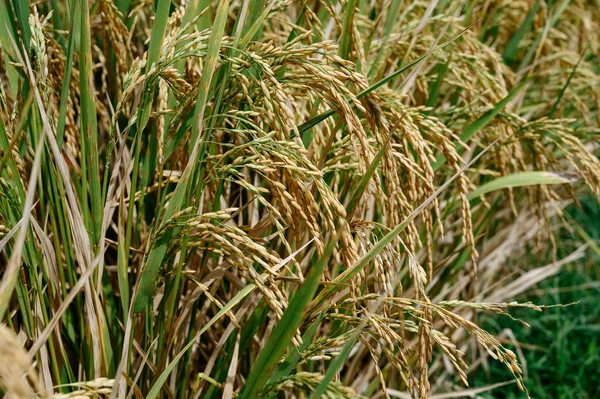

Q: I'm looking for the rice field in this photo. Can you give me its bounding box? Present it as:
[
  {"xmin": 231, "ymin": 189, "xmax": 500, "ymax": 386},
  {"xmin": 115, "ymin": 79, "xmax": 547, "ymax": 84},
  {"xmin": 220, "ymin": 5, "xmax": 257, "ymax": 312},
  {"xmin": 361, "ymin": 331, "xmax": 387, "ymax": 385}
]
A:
[{"xmin": 0, "ymin": 0, "xmax": 599, "ymax": 398}]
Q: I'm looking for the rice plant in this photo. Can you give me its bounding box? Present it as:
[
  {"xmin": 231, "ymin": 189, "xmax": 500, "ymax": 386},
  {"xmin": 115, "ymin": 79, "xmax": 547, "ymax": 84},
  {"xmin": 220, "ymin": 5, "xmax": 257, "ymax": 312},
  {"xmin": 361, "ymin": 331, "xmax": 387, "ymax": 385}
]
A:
[{"xmin": 0, "ymin": 0, "xmax": 599, "ymax": 397}]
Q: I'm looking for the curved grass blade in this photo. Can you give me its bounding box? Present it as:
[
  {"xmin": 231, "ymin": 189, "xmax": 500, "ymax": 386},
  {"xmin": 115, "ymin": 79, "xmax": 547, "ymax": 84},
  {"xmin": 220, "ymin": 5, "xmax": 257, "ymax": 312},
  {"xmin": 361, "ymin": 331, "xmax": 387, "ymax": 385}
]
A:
[
  {"xmin": 442, "ymin": 171, "xmax": 580, "ymax": 215},
  {"xmin": 425, "ymin": 56, "xmax": 451, "ymax": 109},
  {"xmin": 139, "ymin": 0, "xmax": 172, "ymax": 127},
  {"xmin": 345, "ymin": 138, "xmax": 388, "ymax": 219},
  {"xmin": 368, "ymin": 0, "xmax": 403, "ymax": 78},
  {"xmin": 345, "ymin": 121, "xmax": 401, "ymax": 219},
  {"xmin": 80, "ymin": 0, "xmax": 102, "ymax": 244},
  {"xmin": 502, "ymin": 1, "xmax": 540, "ymax": 65},
  {"xmin": 309, "ymin": 328, "xmax": 361, "ymax": 399},
  {"xmin": 361, "ymin": 20, "xmax": 477, "ymax": 98},
  {"xmin": 237, "ymin": 238, "xmax": 338, "ymax": 399},
  {"xmin": 339, "ymin": 0, "xmax": 357, "ymax": 59},
  {"xmin": 145, "ymin": 282, "xmax": 254, "ymax": 399},
  {"xmin": 56, "ymin": 0, "xmax": 78, "ymax": 147},
  {"xmin": 12, "ymin": 0, "xmax": 31, "ymax": 54},
  {"xmin": 467, "ymin": 171, "xmax": 579, "ymax": 201},
  {"xmin": 264, "ymin": 313, "xmax": 326, "ymax": 399},
  {"xmin": 517, "ymin": 0, "xmax": 571, "ymax": 72},
  {"xmin": 133, "ymin": 0, "xmax": 230, "ymax": 314},
  {"xmin": 547, "ymin": 49, "xmax": 586, "ymax": 117},
  {"xmin": 239, "ymin": 0, "xmax": 274, "ymax": 47},
  {"xmin": 459, "ymin": 81, "xmax": 528, "ymax": 145},
  {"xmin": 432, "ymin": 79, "xmax": 529, "ymax": 171},
  {"xmin": 123, "ymin": 0, "xmax": 175, "ymax": 315}
]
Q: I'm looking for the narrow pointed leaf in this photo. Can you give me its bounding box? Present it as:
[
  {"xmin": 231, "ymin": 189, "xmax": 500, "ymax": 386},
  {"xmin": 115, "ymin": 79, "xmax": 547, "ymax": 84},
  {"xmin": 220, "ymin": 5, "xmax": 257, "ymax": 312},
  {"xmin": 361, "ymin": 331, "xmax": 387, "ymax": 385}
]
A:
[
  {"xmin": 133, "ymin": 0, "xmax": 230, "ymax": 313},
  {"xmin": 467, "ymin": 171, "xmax": 579, "ymax": 201},
  {"xmin": 433, "ymin": 79, "xmax": 529, "ymax": 170},
  {"xmin": 238, "ymin": 239, "xmax": 337, "ymax": 398}
]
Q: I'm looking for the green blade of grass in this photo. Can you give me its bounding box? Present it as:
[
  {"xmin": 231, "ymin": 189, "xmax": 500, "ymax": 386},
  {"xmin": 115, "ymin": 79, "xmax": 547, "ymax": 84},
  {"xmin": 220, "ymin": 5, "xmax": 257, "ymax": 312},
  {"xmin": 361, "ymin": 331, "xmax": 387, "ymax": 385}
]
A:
[
  {"xmin": 432, "ymin": 79, "xmax": 529, "ymax": 170},
  {"xmin": 237, "ymin": 238, "xmax": 337, "ymax": 399},
  {"xmin": 0, "ymin": 1, "xmax": 23, "ymax": 96},
  {"xmin": 458, "ymin": 83, "xmax": 527, "ymax": 144},
  {"xmin": 425, "ymin": 56, "xmax": 451, "ymax": 109},
  {"xmin": 547, "ymin": 49, "xmax": 586, "ymax": 117},
  {"xmin": 239, "ymin": 0, "xmax": 267, "ymax": 45},
  {"xmin": 339, "ymin": 0, "xmax": 357, "ymax": 60},
  {"xmin": 502, "ymin": 1, "xmax": 540, "ymax": 65},
  {"xmin": 309, "ymin": 328, "xmax": 361, "ymax": 399},
  {"xmin": 285, "ymin": 4, "xmax": 306, "ymax": 43},
  {"xmin": 361, "ymin": 21, "xmax": 475, "ymax": 98},
  {"xmin": 145, "ymin": 281, "xmax": 254, "ymax": 399},
  {"xmin": 442, "ymin": 171, "xmax": 580, "ymax": 215},
  {"xmin": 239, "ymin": 0, "xmax": 275, "ymax": 48},
  {"xmin": 139, "ymin": 0, "xmax": 172, "ymax": 128},
  {"xmin": 467, "ymin": 171, "xmax": 579, "ymax": 201},
  {"xmin": 298, "ymin": 109, "xmax": 336, "ymax": 135},
  {"xmin": 368, "ymin": 0, "xmax": 403, "ymax": 79},
  {"xmin": 79, "ymin": 0, "xmax": 102, "ymax": 245},
  {"xmin": 116, "ymin": 0, "xmax": 132, "ymax": 18},
  {"xmin": 517, "ymin": 0, "xmax": 571, "ymax": 72},
  {"xmin": 570, "ymin": 219, "xmax": 600, "ymax": 259},
  {"xmin": 264, "ymin": 313, "xmax": 325, "ymax": 398},
  {"xmin": 163, "ymin": 0, "xmax": 209, "ymax": 137},
  {"xmin": 133, "ymin": 0, "xmax": 230, "ymax": 314},
  {"xmin": 345, "ymin": 134, "xmax": 392, "ymax": 219},
  {"xmin": 56, "ymin": 0, "xmax": 78, "ymax": 147},
  {"xmin": 12, "ymin": 0, "xmax": 31, "ymax": 54},
  {"xmin": 118, "ymin": 0, "xmax": 176, "ymax": 326}
]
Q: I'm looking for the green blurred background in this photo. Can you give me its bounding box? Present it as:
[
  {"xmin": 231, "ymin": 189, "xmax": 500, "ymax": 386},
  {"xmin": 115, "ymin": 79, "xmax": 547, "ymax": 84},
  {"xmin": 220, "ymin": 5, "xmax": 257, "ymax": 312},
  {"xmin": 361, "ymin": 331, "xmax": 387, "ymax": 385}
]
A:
[{"xmin": 474, "ymin": 196, "xmax": 600, "ymax": 398}]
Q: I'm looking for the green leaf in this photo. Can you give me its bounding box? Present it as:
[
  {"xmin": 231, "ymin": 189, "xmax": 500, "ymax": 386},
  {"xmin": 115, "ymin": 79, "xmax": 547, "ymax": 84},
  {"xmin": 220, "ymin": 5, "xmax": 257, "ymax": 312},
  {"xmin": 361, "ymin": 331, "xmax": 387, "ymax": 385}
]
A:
[
  {"xmin": 368, "ymin": 0, "xmax": 403, "ymax": 79},
  {"xmin": 56, "ymin": 0, "xmax": 78, "ymax": 147},
  {"xmin": 517, "ymin": 0, "xmax": 571, "ymax": 72},
  {"xmin": 310, "ymin": 329, "xmax": 361, "ymax": 399},
  {"xmin": 13, "ymin": 0, "xmax": 31, "ymax": 54},
  {"xmin": 239, "ymin": 0, "xmax": 274, "ymax": 48},
  {"xmin": 0, "ymin": 0, "xmax": 23, "ymax": 96},
  {"xmin": 359, "ymin": 21, "xmax": 476, "ymax": 99},
  {"xmin": 345, "ymin": 135, "xmax": 391, "ymax": 219},
  {"xmin": 502, "ymin": 1, "xmax": 540, "ymax": 65},
  {"xmin": 425, "ymin": 57, "xmax": 451, "ymax": 109},
  {"xmin": 145, "ymin": 282, "xmax": 254, "ymax": 399},
  {"xmin": 133, "ymin": 0, "xmax": 230, "ymax": 314},
  {"xmin": 238, "ymin": 239, "xmax": 337, "ymax": 399},
  {"xmin": 264, "ymin": 313, "xmax": 325, "ymax": 399},
  {"xmin": 121, "ymin": 0, "xmax": 175, "ymax": 316},
  {"xmin": 467, "ymin": 171, "xmax": 579, "ymax": 201},
  {"xmin": 432, "ymin": 79, "xmax": 529, "ymax": 170},
  {"xmin": 339, "ymin": 0, "xmax": 357, "ymax": 60},
  {"xmin": 139, "ymin": 0, "xmax": 173, "ymax": 128},
  {"xmin": 459, "ymin": 81, "xmax": 529, "ymax": 144},
  {"xmin": 548, "ymin": 49, "xmax": 586, "ymax": 117},
  {"xmin": 79, "ymin": 0, "xmax": 102, "ymax": 244}
]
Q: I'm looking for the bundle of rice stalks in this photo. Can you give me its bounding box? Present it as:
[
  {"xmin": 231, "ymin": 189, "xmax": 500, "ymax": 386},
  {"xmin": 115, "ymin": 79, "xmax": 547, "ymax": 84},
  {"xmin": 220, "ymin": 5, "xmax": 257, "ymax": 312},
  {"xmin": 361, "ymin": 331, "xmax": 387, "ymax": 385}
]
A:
[{"xmin": 0, "ymin": 0, "xmax": 598, "ymax": 398}]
